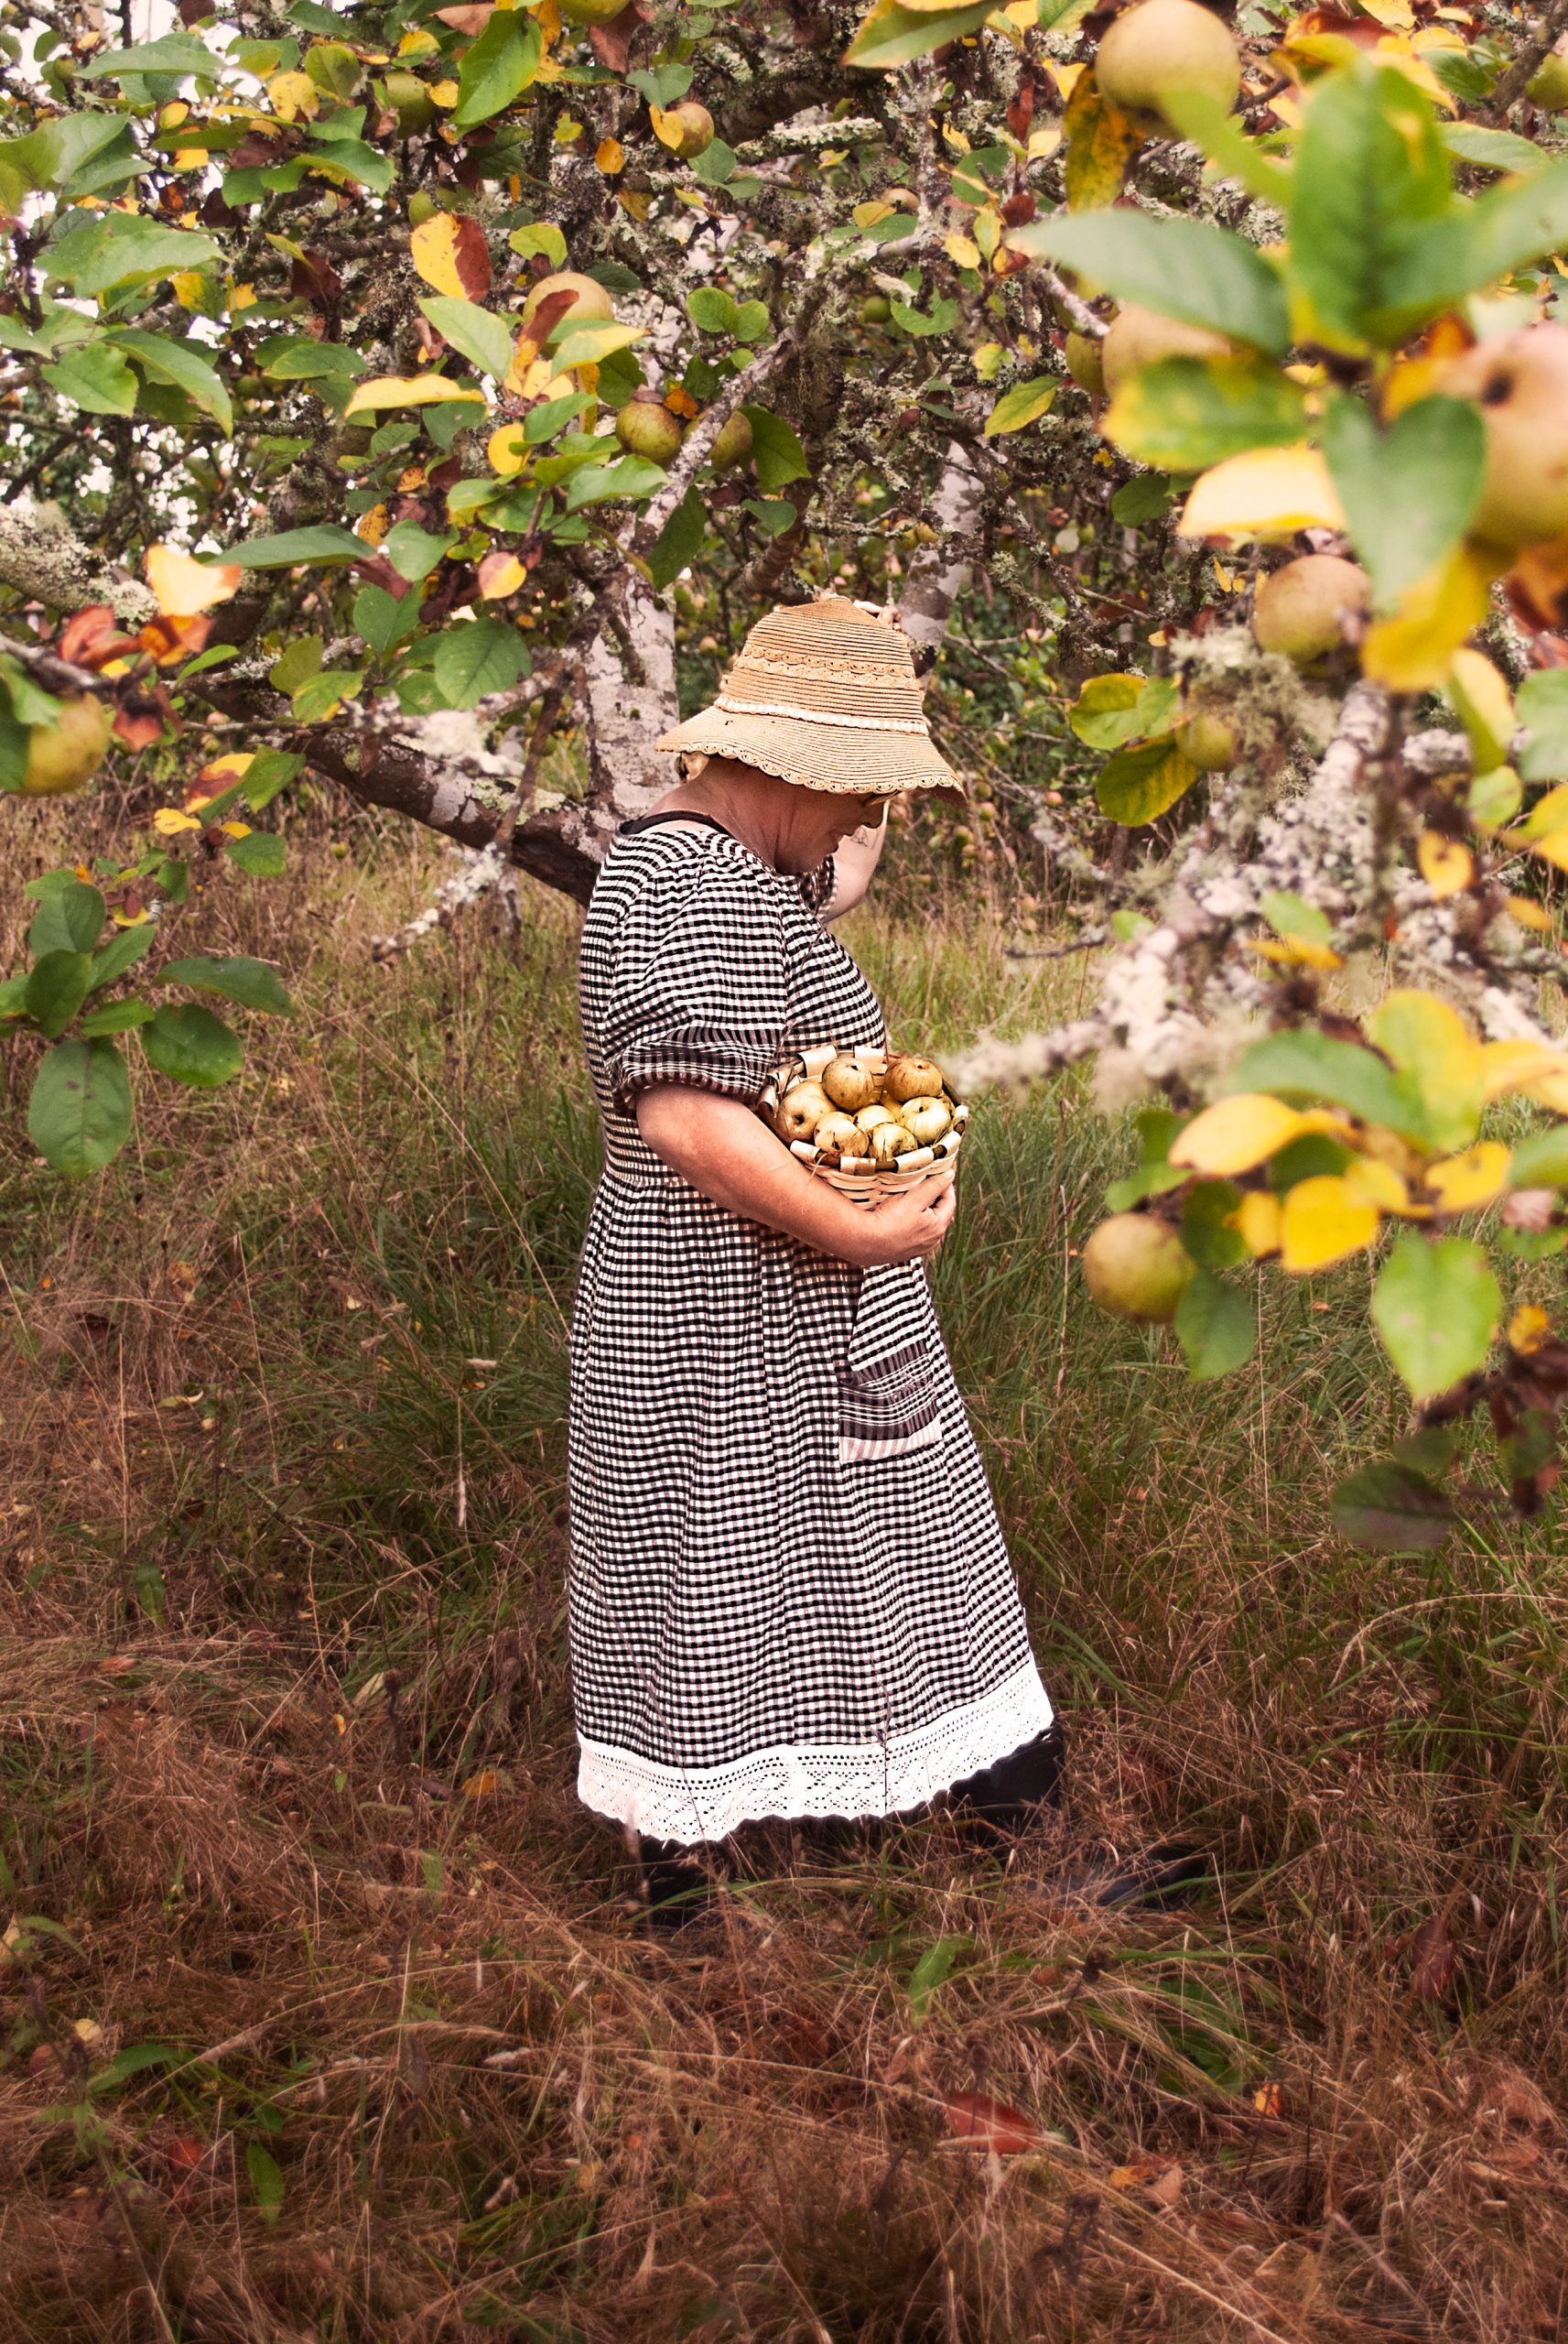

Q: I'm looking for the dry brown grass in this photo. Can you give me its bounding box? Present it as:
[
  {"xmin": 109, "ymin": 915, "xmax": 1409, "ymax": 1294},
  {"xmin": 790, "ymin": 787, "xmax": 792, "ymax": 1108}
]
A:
[{"xmin": 3, "ymin": 798, "xmax": 1568, "ymax": 2343}]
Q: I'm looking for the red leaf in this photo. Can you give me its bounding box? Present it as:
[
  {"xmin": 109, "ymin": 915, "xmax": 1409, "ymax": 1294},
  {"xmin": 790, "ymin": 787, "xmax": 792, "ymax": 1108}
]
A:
[
  {"xmin": 589, "ymin": 2, "xmax": 649, "ymax": 74},
  {"xmin": 113, "ymin": 709, "xmax": 164, "ymax": 751},
  {"xmin": 944, "ymin": 2090, "xmax": 1038, "ymax": 2154},
  {"xmin": 435, "ymin": 2, "xmax": 493, "ymax": 28},
  {"xmin": 58, "ymin": 606, "xmax": 125, "ymax": 667},
  {"xmin": 524, "ymin": 287, "xmax": 575, "ymax": 348},
  {"xmin": 289, "ymin": 250, "xmax": 342, "ymax": 309},
  {"xmin": 164, "ymin": 2135, "xmax": 207, "ymax": 2172}
]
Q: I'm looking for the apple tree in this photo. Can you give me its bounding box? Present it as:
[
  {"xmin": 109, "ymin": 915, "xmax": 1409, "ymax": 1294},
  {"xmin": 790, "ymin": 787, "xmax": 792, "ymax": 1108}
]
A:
[{"xmin": 5, "ymin": 0, "xmax": 1568, "ymax": 1540}]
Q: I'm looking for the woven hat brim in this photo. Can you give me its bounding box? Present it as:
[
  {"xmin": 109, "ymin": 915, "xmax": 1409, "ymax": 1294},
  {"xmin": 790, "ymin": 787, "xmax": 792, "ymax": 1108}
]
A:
[{"xmin": 654, "ymin": 704, "xmax": 963, "ymax": 796}]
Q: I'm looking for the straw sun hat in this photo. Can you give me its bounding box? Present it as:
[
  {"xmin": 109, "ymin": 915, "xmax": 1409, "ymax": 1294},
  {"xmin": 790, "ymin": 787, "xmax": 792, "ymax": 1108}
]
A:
[{"xmin": 654, "ymin": 593, "xmax": 962, "ymax": 796}]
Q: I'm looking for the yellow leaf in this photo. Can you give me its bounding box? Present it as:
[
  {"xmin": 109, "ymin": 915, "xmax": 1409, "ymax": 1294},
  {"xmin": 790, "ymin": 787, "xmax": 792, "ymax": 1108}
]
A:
[
  {"xmin": 343, "ymin": 375, "xmax": 487, "ymax": 418},
  {"xmin": 159, "ymin": 102, "xmax": 189, "ymax": 127},
  {"xmin": 1418, "ymin": 831, "xmax": 1473, "ymax": 899},
  {"xmin": 171, "ymin": 269, "xmax": 206, "ymax": 308},
  {"xmin": 462, "ymin": 1769, "xmax": 502, "ymax": 1798},
  {"xmin": 478, "ymin": 552, "xmax": 526, "ymax": 598},
  {"xmin": 618, "ymin": 187, "xmax": 651, "ymax": 222},
  {"xmin": 1509, "ymin": 1304, "xmax": 1552, "ymax": 1355},
  {"xmin": 1280, "ymin": 1175, "xmax": 1380, "ymax": 1273},
  {"xmin": 172, "ymin": 146, "xmax": 209, "ymax": 172},
  {"xmin": 1524, "ymin": 1073, "xmax": 1568, "ymax": 1117},
  {"xmin": 152, "ymin": 808, "xmax": 202, "ymax": 835},
  {"xmin": 488, "ymin": 423, "xmax": 528, "ymax": 476},
  {"xmin": 219, "ymin": 819, "xmax": 252, "ymax": 839},
  {"xmin": 1478, "ymin": 1038, "xmax": 1568, "ymax": 1101},
  {"xmin": 1367, "ymin": 987, "xmax": 1483, "ymax": 1152},
  {"xmin": 266, "ymin": 70, "xmax": 319, "ymax": 120},
  {"xmin": 230, "ymin": 280, "xmax": 257, "ymax": 311},
  {"xmin": 356, "ymin": 504, "xmax": 389, "ymax": 547},
  {"xmin": 398, "ymin": 27, "xmax": 439, "ymax": 55},
  {"xmin": 430, "ymin": 78, "xmax": 460, "ymax": 106},
  {"xmin": 1345, "ymin": 1155, "xmax": 1417, "ymax": 1216},
  {"xmin": 852, "ymin": 200, "xmax": 896, "ymax": 230},
  {"xmin": 1427, "ymin": 1141, "xmax": 1510, "ymax": 1212},
  {"xmin": 146, "ymin": 543, "xmax": 242, "ymax": 618},
  {"xmin": 1171, "ymin": 1093, "xmax": 1307, "ymax": 1177},
  {"xmin": 1532, "ymin": 829, "xmax": 1568, "ymax": 873},
  {"xmin": 1361, "ymin": 542, "xmax": 1500, "ymax": 692},
  {"xmin": 1505, "ymin": 894, "xmax": 1553, "ymax": 933},
  {"xmin": 595, "ymin": 136, "xmax": 623, "ymax": 174},
  {"xmin": 1062, "ymin": 69, "xmax": 1143, "ymax": 212},
  {"xmin": 945, "ymin": 232, "xmax": 982, "ymax": 269},
  {"xmin": 1238, "ymin": 1190, "xmax": 1281, "ymax": 1258},
  {"xmin": 1517, "ymin": 781, "xmax": 1568, "ymax": 840},
  {"xmin": 198, "ymin": 753, "xmax": 254, "ymax": 786},
  {"xmin": 1446, "ymin": 646, "xmax": 1514, "ymax": 774},
  {"xmin": 410, "ymin": 212, "xmax": 482, "ymax": 298},
  {"xmin": 1177, "ymin": 447, "xmax": 1345, "ymax": 547},
  {"xmin": 1252, "ymin": 936, "xmax": 1343, "ymax": 971},
  {"xmin": 1357, "ymin": 0, "xmax": 1413, "ymax": 23}
]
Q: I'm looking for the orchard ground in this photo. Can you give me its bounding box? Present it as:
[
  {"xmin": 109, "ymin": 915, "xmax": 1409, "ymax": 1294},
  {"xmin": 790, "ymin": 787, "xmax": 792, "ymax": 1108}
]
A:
[{"xmin": 3, "ymin": 808, "xmax": 1568, "ymax": 2344}]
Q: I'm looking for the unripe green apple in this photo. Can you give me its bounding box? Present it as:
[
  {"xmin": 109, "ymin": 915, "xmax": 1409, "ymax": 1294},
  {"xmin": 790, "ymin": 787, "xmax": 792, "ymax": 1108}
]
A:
[
  {"xmin": 859, "ymin": 294, "xmax": 892, "ymax": 325},
  {"xmin": 521, "ymin": 270, "xmax": 614, "ymax": 337},
  {"xmin": 1101, "ymin": 303, "xmax": 1237, "ymax": 396},
  {"xmin": 615, "ymin": 392, "xmax": 684, "ymax": 463},
  {"xmin": 1064, "ymin": 331, "xmax": 1105, "ymax": 396},
  {"xmin": 1094, "ymin": 0, "xmax": 1241, "ymax": 127},
  {"xmin": 1253, "ymin": 555, "xmax": 1371, "ymax": 667},
  {"xmin": 381, "ymin": 70, "xmax": 436, "ymax": 134},
  {"xmin": 1438, "ymin": 326, "xmax": 1568, "ymax": 553},
  {"xmin": 1529, "ymin": 42, "xmax": 1568, "ymax": 109},
  {"xmin": 407, "ymin": 190, "xmax": 438, "ymax": 225},
  {"xmin": 22, "ymin": 695, "xmax": 113, "ymax": 797},
  {"xmin": 1174, "ymin": 704, "xmax": 1237, "ymax": 770},
  {"xmin": 708, "ymin": 409, "xmax": 753, "ymax": 472},
  {"xmin": 1082, "ymin": 1213, "xmax": 1194, "ymax": 1324},
  {"xmin": 661, "ymin": 101, "xmax": 715, "ymax": 160},
  {"xmin": 560, "ymin": 0, "xmax": 629, "ymax": 20}
]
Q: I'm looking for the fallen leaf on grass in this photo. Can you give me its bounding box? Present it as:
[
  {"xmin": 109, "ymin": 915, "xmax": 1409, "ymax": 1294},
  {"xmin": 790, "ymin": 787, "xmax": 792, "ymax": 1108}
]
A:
[
  {"xmin": 944, "ymin": 2089, "xmax": 1038, "ymax": 2154},
  {"xmin": 1411, "ymin": 1913, "xmax": 1460, "ymax": 2001}
]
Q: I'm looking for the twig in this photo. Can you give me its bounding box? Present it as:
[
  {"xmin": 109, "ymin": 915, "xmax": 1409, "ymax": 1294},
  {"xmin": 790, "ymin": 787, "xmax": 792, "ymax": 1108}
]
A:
[{"xmin": 1485, "ymin": 0, "xmax": 1568, "ymax": 121}]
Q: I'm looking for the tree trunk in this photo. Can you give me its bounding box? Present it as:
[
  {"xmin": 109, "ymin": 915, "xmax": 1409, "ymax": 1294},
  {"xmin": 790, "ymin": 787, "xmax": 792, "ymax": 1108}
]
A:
[{"xmin": 898, "ymin": 442, "xmax": 982, "ymax": 656}]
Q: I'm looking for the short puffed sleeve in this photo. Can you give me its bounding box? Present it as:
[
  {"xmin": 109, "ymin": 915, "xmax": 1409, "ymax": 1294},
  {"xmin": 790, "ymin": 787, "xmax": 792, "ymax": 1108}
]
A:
[{"xmin": 602, "ymin": 844, "xmax": 790, "ymax": 1115}]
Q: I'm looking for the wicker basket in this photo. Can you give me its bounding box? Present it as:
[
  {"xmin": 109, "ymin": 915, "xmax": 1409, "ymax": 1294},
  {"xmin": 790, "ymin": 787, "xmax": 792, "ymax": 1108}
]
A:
[{"xmin": 759, "ymin": 1042, "xmax": 968, "ymax": 1210}]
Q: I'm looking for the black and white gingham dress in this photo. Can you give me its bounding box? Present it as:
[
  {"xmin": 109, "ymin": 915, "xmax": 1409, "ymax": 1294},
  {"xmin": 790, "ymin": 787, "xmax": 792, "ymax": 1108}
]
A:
[{"xmin": 568, "ymin": 815, "xmax": 1053, "ymax": 1845}]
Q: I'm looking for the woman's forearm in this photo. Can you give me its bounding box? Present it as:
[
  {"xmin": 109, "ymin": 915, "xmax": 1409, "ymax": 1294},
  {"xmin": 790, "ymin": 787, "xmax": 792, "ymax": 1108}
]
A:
[{"xmin": 635, "ymin": 1086, "xmax": 867, "ymax": 1257}]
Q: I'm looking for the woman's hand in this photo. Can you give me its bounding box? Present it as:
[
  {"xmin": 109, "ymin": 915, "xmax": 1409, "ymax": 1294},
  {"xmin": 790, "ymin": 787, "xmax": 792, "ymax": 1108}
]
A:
[
  {"xmin": 634, "ymin": 1084, "xmax": 956, "ymax": 1268},
  {"xmin": 840, "ymin": 1169, "xmax": 957, "ymax": 1268}
]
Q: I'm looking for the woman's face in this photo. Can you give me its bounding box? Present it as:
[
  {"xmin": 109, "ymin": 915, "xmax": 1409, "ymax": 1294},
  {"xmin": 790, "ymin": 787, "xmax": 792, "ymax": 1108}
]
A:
[{"xmin": 780, "ymin": 783, "xmax": 893, "ymax": 867}]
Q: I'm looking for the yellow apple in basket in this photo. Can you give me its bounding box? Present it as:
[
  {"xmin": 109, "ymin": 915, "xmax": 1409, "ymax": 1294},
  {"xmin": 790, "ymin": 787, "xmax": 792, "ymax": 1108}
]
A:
[
  {"xmin": 884, "ymin": 1053, "xmax": 946, "ymax": 1105},
  {"xmin": 900, "ymin": 1095, "xmax": 952, "ymax": 1146},
  {"xmin": 855, "ymin": 1103, "xmax": 896, "ymax": 1134},
  {"xmin": 870, "ymin": 1122, "xmax": 918, "ymax": 1166},
  {"xmin": 821, "ymin": 1054, "xmax": 881, "ymax": 1114},
  {"xmin": 774, "ymin": 1080, "xmax": 834, "ymax": 1143},
  {"xmin": 814, "ymin": 1112, "xmax": 870, "ymax": 1156}
]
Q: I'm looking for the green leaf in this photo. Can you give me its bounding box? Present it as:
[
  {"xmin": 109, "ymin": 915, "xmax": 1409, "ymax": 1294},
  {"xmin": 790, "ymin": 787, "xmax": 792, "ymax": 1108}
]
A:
[
  {"xmin": 1008, "ymin": 212, "xmax": 1290, "ymax": 354},
  {"xmin": 304, "ymin": 38, "xmax": 362, "ymax": 100},
  {"xmin": 691, "ymin": 137, "xmax": 738, "ymax": 188},
  {"xmin": 80, "ymin": 999, "xmax": 154, "ymax": 1036},
  {"xmin": 562, "ymin": 454, "xmax": 668, "ymax": 512},
  {"xmin": 353, "ymin": 585, "xmax": 421, "ymax": 657},
  {"xmin": 24, "ymin": 950, "xmax": 94, "ymax": 1038},
  {"xmin": 141, "ymin": 1004, "xmax": 243, "ymax": 1088},
  {"xmin": 687, "ymin": 287, "xmax": 737, "ymax": 335},
  {"xmin": 291, "ymin": 670, "xmax": 362, "ymax": 722},
  {"xmin": 1229, "ymin": 1029, "xmax": 1427, "ymax": 1142},
  {"xmin": 225, "ymin": 831, "xmax": 286, "ymax": 877},
  {"xmin": 246, "ymin": 2141, "xmax": 285, "ymax": 2224},
  {"xmin": 508, "ymin": 222, "xmax": 568, "ymax": 269},
  {"xmin": 27, "ymin": 1038, "xmax": 133, "ymax": 1176},
  {"xmin": 890, "ymin": 296, "xmax": 961, "ymax": 337},
  {"xmin": 1321, "ymin": 394, "xmax": 1483, "ymax": 612},
  {"xmin": 89, "ymin": 925, "xmax": 154, "ymax": 995},
  {"xmin": 983, "ymin": 377, "xmax": 1056, "ymax": 437},
  {"xmin": 256, "ymin": 335, "xmax": 368, "ymax": 383},
  {"xmin": 1509, "ymin": 1125, "xmax": 1568, "ymax": 1188},
  {"xmin": 1376, "ymin": 159, "xmax": 1568, "ymax": 340},
  {"xmin": 41, "ymin": 340, "xmax": 139, "ymax": 418},
  {"xmin": 524, "ymin": 391, "xmax": 590, "ymax": 444},
  {"xmin": 1104, "ymin": 357, "xmax": 1308, "ymax": 472},
  {"xmin": 417, "ymin": 296, "xmax": 514, "ymax": 380},
  {"xmin": 732, "ymin": 300, "xmax": 771, "ymax": 343},
  {"xmin": 1071, "ymin": 673, "xmax": 1179, "ymax": 750},
  {"xmin": 844, "ymin": 0, "xmax": 996, "ymax": 71},
  {"xmin": 0, "ymin": 114, "xmax": 143, "ymax": 201},
  {"xmin": 384, "ymin": 521, "xmax": 457, "ymax": 583},
  {"xmin": 1331, "ymin": 1460, "xmax": 1454, "ymax": 1554},
  {"xmin": 222, "ymin": 526, "xmax": 366, "ymax": 568},
  {"xmin": 44, "ymin": 212, "xmax": 221, "ymax": 297},
  {"xmin": 29, "ymin": 882, "xmax": 105, "ymax": 958},
  {"xmin": 234, "ymin": 748, "xmax": 303, "ymax": 812},
  {"xmin": 267, "ymin": 636, "xmax": 324, "ymax": 695},
  {"xmin": 1174, "ymin": 1271, "xmax": 1257, "ymax": 1381},
  {"xmin": 1517, "ymin": 671, "xmax": 1568, "ymax": 784},
  {"xmin": 647, "ymin": 487, "xmax": 707, "ymax": 592},
  {"xmin": 1097, "ymin": 737, "xmax": 1199, "ymax": 825},
  {"xmin": 429, "ymin": 621, "xmax": 529, "ymax": 711},
  {"xmin": 1110, "ymin": 472, "xmax": 1176, "ymax": 525},
  {"xmin": 156, "ymin": 955, "xmax": 292, "ymax": 1014},
  {"xmin": 1440, "ymin": 124, "xmax": 1550, "ymax": 175},
  {"xmin": 1371, "ymin": 1233, "xmax": 1501, "ymax": 1400},
  {"xmin": 741, "ymin": 407, "xmax": 810, "ymax": 492},
  {"xmin": 627, "ymin": 63, "xmax": 693, "ymax": 106},
  {"xmin": 906, "ymin": 1934, "xmax": 968, "ymax": 2021},
  {"xmin": 109, "ymin": 329, "xmax": 232, "ymax": 433},
  {"xmin": 1158, "ymin": 87, "xmax": 1292, "ymax": 205},
  {"xmin": 1289, "ymin": 61, "xmax": 1452, "ymax": 351},
  {"xmin": 81, "ymin": 32, "xmax": 223, "ymax": 79},
  {"xmin": 1260, "ymin": 891, "xmax": 1333, "ymax": 948},
  {"xmin": 451, "ymin": 9, "xmax": 542, "ymax": 130}
]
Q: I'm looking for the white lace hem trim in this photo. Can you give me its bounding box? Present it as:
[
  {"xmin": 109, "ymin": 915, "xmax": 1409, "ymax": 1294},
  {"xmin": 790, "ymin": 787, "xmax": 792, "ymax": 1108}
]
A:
[{"xmin": 575, "ymin": 1661, "xmax": 1054, "ymax": 1846}]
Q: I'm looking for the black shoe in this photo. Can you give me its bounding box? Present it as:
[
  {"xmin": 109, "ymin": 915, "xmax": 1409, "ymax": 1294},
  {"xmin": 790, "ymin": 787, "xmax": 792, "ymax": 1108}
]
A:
[
  {"xmin": 1017, "ymin": 1841, "xmax": 1211, "ymax": 1914},
  {"xmin": 636, "ymin": 1838, "xmax": 718, "ymax": 1935}
]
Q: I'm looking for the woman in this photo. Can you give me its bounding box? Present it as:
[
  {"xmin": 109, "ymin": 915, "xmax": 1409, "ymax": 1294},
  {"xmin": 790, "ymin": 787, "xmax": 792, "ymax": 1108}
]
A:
[{"xmin": 568, "ymin": 596, "xmax": 1062, "ymax": 1924}]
